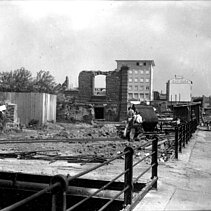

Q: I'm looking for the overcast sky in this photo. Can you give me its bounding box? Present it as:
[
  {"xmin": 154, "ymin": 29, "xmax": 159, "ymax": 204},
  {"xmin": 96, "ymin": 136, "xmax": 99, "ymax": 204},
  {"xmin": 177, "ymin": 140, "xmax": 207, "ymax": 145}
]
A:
[{"xmin": 0, "ymin": 1, "xmax": 211, "ymax": 96}]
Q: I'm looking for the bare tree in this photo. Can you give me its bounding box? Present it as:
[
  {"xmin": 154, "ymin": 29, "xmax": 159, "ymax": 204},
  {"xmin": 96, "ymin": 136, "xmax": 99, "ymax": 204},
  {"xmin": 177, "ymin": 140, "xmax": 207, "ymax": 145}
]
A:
[{"xmin": 33, "ymin": 70, "xmax": 57, "ymax": 93}]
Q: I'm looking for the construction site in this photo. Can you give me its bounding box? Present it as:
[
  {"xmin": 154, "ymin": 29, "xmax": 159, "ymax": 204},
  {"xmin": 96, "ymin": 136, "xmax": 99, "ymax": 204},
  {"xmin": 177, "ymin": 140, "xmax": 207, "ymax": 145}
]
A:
[{"xmin": 0, "ymin": 59, "xmax": 210, "ymax": 210}]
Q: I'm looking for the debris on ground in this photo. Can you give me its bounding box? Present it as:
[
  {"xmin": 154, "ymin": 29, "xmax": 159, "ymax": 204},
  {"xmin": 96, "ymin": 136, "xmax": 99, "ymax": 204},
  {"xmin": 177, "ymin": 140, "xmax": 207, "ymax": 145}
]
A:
[{"xmin": 0, "ymin": 121, "xmax": 177, "ymax": 164}]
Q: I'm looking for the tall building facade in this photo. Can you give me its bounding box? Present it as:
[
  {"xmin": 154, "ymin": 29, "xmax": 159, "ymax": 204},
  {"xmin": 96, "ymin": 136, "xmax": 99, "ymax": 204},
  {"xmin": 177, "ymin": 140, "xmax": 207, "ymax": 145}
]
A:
[
  {"xmin": 77, "ymin": 60, "xmax": 155, "ymax": 121},
  {"xmin": 166, "ymin": 75, "xmax": 192, "ymax": 102},
  {"xmin": 116, "ymin": 60, "xmax": 155, "ymax": 102}
]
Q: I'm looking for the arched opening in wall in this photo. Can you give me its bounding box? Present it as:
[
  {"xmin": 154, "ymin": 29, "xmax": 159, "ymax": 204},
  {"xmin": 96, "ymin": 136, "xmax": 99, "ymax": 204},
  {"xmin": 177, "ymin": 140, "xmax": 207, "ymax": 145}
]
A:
[{"xmin": 94, "ymin": 75, "xmax": 106, "ymax": 96}]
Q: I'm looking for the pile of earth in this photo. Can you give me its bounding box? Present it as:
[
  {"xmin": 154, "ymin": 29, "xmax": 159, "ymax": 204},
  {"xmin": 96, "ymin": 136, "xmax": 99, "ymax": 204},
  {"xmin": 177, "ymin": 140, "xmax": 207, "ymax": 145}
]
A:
[{"xmin": 0, "ymin": 122, "xmax": 124, "ymax": 140}]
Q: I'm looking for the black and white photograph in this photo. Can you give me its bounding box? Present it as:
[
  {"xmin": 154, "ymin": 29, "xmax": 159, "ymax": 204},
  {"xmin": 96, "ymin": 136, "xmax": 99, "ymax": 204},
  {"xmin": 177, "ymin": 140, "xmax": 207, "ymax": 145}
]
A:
[{"xmin": 0, "ymin": 1, "xmax": 211, "ymax": 210}]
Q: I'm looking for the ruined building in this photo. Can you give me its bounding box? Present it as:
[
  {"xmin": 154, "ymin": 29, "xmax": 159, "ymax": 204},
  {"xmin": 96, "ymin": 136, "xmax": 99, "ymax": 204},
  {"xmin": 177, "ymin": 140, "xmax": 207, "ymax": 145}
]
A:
[{"xmin": 78, "ymin": 60, "xmax": 155, "ymax": 121}]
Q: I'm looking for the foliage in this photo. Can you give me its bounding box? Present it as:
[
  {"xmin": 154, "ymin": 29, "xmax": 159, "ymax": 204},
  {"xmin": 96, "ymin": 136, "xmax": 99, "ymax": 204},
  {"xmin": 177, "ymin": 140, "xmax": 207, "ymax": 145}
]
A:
[
  {"xmin": 0, "ymin": 68, "xmax": 57, "ymax": 94},
  {"xmin": 0, "ymin": 67, "xmax": 33, "ymax": 92},
  {"xmin": 33, "ymin": 70, "xmax": 57, "ymax": 94}
]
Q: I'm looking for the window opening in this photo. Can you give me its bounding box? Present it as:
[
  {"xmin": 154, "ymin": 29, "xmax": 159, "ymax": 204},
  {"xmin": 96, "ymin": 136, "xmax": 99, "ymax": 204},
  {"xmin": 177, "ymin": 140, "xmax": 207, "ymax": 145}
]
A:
[{"xmin": 94, "ymin": 75, "xmax": 106, "ymax": 96}]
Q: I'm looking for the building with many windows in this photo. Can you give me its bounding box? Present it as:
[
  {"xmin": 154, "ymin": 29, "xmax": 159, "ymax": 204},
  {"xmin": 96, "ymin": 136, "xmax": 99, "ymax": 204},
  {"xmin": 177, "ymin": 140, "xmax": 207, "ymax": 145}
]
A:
[
  {"xmin": 166, "ymin": 75, "xmax": 192, "ymax": 102},
  {"xmin": 116, "ymin": 60, "xmax": 155, "ymax": 102},
  {"xmin": 77, "ymin": 60, "xmax": 155, "ymax": 121}
]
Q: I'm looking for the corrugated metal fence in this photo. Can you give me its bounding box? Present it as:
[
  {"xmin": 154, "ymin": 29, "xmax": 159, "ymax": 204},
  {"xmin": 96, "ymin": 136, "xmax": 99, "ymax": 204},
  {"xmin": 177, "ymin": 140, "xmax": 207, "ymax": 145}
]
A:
[{"xmin": 0, "ymin": 92, "xmax": 56, "ymax": 125}]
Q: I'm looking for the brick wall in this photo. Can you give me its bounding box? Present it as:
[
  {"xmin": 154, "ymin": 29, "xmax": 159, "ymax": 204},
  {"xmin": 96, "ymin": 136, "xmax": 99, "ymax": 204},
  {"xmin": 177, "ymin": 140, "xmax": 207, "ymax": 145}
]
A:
[
  {"xmin": 119, "ymin": 66, "xmax": 128, "ymax": 121},
  {"xmin": 78, "ymin": 71, "xmax": 94, "ymax": 102},
  {"xmin": 78, "ymin": 68, "xmax": 128, "ymax": 122},
  {"xmin": 106, "ymin": 70, "xmax": 120, "ymax": 102}
]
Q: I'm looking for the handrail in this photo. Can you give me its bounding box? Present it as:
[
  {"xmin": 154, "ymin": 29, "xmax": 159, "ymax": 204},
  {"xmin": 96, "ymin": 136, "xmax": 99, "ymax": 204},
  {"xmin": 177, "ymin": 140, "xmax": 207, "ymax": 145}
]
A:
[
  {"xmin": 0, "ymin": 136, "xmax": 159, "ymax": 211},
  {"xmin": 133, "ymin": 151, "xmax": 155, "ymax": 168},
  {"xmin": 66, "ymin": 169, "xmax": 130, "ymax": 211},
  {"xmin": 98, "ymin": 186, "xmax": 129, "ymax": 211},
  {"xmin": 67, "ymin": 150, "xmax": 130, "ymax": 183},
  {"xmin": 175, "ymin": 119, "xmax": 198, "ymax": 159},
  {"xmin": 1, "ymin": 182, "xmax": 60, "ymax": 211},
  {"xmin": 133, "ymin": 163, "xmax": 155, "ymax": 183}
]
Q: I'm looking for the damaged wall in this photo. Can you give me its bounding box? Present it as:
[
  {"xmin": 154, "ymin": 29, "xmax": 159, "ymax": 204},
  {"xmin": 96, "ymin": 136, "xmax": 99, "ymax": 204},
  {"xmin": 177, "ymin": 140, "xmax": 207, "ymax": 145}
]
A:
[
  {"xmin": 57, "ymin": 102, "xmax": 93, "ymax": 123},
  {"xmin": 5, "ymin": 104, "xmax": 18, "ymax": 123},
  {"xmin": 78, "ymin": 71, "xmax": 94, "ymax": 102},
  {"xmin": 77, "ymin": 67, "xmax": 128, "ymax": 122}
]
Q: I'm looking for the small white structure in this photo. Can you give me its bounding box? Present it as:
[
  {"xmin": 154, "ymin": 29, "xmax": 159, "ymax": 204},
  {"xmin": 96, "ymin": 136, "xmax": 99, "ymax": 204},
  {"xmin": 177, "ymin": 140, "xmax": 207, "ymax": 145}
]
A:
[{"xmin": 166, "ymin": 75, "xmax": 192, "ymax": 102}]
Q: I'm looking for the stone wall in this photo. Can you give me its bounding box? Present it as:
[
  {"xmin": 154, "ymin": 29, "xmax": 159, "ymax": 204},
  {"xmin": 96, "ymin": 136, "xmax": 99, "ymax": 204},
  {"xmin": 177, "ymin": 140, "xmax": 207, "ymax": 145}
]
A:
[{"xmin": 57, "ymin": 102, "xmax": 93, "ymax": 123}]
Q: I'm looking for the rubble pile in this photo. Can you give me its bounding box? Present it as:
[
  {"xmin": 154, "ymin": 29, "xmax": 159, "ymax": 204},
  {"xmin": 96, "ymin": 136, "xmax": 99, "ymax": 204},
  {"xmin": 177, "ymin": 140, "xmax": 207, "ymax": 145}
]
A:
[
  {"xmin": 0, "ymin": 122, "xmax": 121, "ymax": 140},
  {"xmin": 0, "ymin": 119, "xmax": 177, "ymax": 165},
  {"xmin": 46, "ymin": 123, "xmax": 119, "ymax": 139},
  {"xmin": 5, "ymin": 104, "xmax": 18, "ymax": 123},
  {"xmin": 56, "ymin": 102, "xmax": 93, "ymax": 124}
]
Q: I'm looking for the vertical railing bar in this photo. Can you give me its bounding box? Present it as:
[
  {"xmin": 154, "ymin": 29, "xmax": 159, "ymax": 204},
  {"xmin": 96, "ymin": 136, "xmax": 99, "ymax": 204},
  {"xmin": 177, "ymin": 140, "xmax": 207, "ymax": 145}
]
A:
[
  {"xmin": 51, "ymin": 175, "xmax": 68, "ymax": 211},
  {"xmin": 179, "ymin": 126, "xmax": 182, "ymax": 153},
  {"xmin": 124, "ymin": 146, "xmax": 134, "ymax": 206},
  {"xmin": 151, "ymin": 137, "xmax": 158, "ymax": 189},
  {"xmin": 175, "ymin": 126, "xmax": 178, "ymax": 159}
]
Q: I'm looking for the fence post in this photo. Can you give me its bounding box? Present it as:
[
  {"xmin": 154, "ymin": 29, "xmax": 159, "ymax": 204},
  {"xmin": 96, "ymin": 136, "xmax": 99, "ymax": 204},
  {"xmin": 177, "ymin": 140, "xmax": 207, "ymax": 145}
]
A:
[
  {"xmin": 187, "ymin": 122, "xmax": 190, "ymax": 141},
  {"xmin": 124, "ymin": 146, "xmax": 134, "ymax": 206},
  {"xmin": 190, "ymin": 120, "xmax": 193, "ymax": 136},
  {"xmin": 182, "ymin": 124, "xmax": 185, "ymax": 148},
  {"xmin": 179, "ymin": 126, "xmax": 182, "ymax": 153},
  {"xmin": 151, "ymin": 136, "xmax": 158, "ymax": 189},
  {"xmin": 185, "ymin": 123, "xmax": 188, "ymax": 144},
  {"xmin": 51, "ymin": 175, "xmax": 68, "ymax": 211},
  {"xmin": 175, "ymin": 126, "xmax": 178, "ymax": 159},
  {"xmin": 195, "ymin": 119, "xmax": 197, "ymax": 131}
]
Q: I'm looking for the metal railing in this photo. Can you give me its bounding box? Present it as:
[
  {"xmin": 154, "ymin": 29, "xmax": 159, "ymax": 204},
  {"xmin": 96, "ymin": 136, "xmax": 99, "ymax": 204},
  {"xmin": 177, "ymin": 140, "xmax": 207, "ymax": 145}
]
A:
[
  {"xmin": 175, "ymin": 119, "xmax": 198, "ymax": 159},
  {"xmin": 0, "ymin": 137, "xmax": 158, "ymax": 211}
]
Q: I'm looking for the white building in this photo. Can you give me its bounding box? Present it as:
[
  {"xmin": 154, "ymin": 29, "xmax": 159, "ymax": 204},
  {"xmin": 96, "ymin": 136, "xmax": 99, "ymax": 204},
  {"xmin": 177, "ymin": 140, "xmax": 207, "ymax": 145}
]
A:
[{"xmin": 166, "ymin": 75, "xmax": 192, "ymax": 102}]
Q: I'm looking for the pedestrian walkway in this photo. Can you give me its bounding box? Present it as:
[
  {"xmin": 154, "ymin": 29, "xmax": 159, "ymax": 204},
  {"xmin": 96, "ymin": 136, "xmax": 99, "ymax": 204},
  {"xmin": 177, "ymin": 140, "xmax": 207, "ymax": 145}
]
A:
[{"xmin": 134, "ymin": 129, "xmax": 211, "ymax": 210}]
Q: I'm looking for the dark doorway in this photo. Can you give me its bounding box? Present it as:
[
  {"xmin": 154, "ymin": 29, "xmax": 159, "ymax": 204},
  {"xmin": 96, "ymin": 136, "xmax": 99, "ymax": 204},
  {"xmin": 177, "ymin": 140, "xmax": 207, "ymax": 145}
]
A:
[{"xmin": 94, "ymin": 107, "xmax": 104, "ymax": 119}]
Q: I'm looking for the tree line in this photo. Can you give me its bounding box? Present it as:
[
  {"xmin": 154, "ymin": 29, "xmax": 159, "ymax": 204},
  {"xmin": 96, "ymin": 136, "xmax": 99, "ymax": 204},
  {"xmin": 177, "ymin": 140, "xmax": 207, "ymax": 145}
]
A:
[{"xmin": 0, "ymin": 67, "xmax": 58, "ymax": 94}]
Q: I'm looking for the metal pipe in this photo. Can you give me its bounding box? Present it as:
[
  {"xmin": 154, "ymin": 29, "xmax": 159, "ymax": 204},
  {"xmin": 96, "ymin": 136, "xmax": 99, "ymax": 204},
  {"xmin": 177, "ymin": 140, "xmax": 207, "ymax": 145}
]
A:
[
  {"xmin": 124, "ymin": 147, "xmax": 134, "ymax": 206},
  {"xmin": 179, "ymin": 126, "xmax": 182, "ymax": 153},
  {"xmin": 67, "ymin": 150, "xmax": 130, "ymax": 184},
  {"xmin": 98, "ymin": 186, "xmax": 129, "ymax": 211},
  {"xmin": 1, "ymin": 183, "xmax": 59, "ymax": 211},
  {"xmin": 133, "ymin": 164, "xmax": 154, "ymax": 183},
  {"xmin": 129, "ymin": 177, "xmax": 158, "ymax": 211},
  {"xmin": 175, "ymin": 126, "xmax": 178, "ymax": 159},
  {"xmin": 133, "ymin": 140, "xmax": 153, "ymax": 151},
  {"xmin": 151, "ymin": 137, "xmax": 158, "ymax": 189},
  {"xmin": 66, "ymin": 169, "xmax": 129, "ymax": 211},
  {"xmin": 133, "ymin": 151, "xmax": 155, "ymax": 168},
  {"xmin": 51, "ymin": 175, "xmax": 68, "ymax": 211}
]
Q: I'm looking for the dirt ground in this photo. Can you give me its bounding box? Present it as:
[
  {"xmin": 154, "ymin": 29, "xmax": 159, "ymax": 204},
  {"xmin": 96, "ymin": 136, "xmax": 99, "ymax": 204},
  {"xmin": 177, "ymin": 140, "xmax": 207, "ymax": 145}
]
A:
[
  {"xmin": 1, "ymin": 122, "xmax": 122, "ymax": 140},
  {"xmin": 0, "ymin": 121, "xmax": 172, "ymax": 163},
  {"xmin": 0, "ymin": 122, "xmax": 146, "ymax": 159},
  {"xmin": 0, "ymin": 122, "xmax": 153, "ymax": 181}
]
